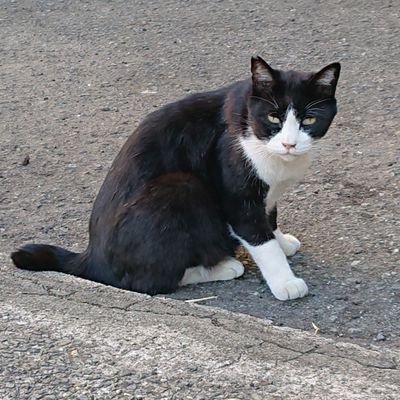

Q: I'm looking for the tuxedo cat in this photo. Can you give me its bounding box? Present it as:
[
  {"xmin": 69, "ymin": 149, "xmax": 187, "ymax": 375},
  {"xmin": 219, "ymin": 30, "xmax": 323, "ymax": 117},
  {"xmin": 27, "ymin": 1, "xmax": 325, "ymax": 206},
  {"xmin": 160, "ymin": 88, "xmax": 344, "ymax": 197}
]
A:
[{"xmin": 11, "ymin": 56, "xmax": 340, "ymax": 300}]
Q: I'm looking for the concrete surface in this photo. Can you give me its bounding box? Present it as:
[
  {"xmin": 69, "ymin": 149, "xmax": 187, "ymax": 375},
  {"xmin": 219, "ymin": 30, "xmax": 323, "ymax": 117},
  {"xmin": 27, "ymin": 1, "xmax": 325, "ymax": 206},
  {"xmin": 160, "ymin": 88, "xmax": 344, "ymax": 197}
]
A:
[{"xmin": 1, "ymin": 269, "xmax": 399, "ymax": 399}]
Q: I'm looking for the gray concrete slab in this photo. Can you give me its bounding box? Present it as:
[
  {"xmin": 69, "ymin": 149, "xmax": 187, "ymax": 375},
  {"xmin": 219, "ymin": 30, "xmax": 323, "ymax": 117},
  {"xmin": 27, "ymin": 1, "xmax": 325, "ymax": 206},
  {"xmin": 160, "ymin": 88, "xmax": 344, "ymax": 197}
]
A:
[{"xmin": 1, "ymin": 268, "xmax": 399, "ymax": 399}]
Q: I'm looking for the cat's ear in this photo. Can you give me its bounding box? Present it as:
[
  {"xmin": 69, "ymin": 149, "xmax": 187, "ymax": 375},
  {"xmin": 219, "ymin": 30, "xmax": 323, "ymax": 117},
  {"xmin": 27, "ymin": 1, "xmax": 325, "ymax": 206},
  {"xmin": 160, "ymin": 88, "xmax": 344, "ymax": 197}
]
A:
[
  {"xmin": 251, "ymin": 56, "xmax": 276, "ymax": 87},
  {"xmin": 311, "ymin": 63, "xmax": 341, "ymax": 96}
]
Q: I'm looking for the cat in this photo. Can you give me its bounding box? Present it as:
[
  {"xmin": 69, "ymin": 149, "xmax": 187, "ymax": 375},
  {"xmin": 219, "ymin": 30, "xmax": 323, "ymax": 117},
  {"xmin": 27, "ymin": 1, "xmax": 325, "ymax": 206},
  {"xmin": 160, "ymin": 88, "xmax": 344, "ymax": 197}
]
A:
[{"xmin": 11, "ymin": 56, "xmax": 340, "ymax": 301}]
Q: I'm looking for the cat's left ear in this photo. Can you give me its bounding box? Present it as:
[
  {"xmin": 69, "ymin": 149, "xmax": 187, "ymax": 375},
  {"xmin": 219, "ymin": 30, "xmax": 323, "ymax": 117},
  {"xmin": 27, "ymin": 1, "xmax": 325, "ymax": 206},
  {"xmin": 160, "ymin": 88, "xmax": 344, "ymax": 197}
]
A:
[
  {"xmin": 311, "ymin": 62, "xmax": 341, "ymax": 96},
  {"xmin": 251, "ymin": 56, "xmax": 276, "ymax": 87}
]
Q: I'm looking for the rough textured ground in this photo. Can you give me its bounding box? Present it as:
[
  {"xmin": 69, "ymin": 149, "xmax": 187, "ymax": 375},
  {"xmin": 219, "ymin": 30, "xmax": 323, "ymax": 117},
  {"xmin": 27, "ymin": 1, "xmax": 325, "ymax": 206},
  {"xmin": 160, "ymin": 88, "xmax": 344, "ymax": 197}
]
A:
[
  {"xmin": 0, "ymin": 0, "xmax": 399, "ymax": 362},
  {"xmin": 1, "ymin": 270, "xmax": 399, "ymax": 399}
]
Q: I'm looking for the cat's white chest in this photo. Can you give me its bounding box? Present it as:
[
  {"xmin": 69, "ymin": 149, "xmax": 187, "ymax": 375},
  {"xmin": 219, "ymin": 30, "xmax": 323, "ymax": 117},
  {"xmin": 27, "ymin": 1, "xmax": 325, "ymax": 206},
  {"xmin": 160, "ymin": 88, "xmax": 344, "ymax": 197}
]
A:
[
  {"xmin": 262, "ymin": 155, "xmax": 311, "ymax": 210},
  {"xmin": 266, "ymin": 180, "xmax": 293, "ymax": 211},
  {"xmin": 239, "ymin": 134, "xmax": 311, "ymax": 209}
]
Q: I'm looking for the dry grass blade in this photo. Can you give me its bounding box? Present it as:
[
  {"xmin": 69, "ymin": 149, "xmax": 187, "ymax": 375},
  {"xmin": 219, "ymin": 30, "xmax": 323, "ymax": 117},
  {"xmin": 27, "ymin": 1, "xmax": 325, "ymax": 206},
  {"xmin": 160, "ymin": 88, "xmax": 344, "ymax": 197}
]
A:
[
  {"xmin": 185, "ymin": 296, "xmax": 218, "ymax": 303},
  {"xmin": 312, "ymin": 322, "xmax": 320, "ymax": 335}
]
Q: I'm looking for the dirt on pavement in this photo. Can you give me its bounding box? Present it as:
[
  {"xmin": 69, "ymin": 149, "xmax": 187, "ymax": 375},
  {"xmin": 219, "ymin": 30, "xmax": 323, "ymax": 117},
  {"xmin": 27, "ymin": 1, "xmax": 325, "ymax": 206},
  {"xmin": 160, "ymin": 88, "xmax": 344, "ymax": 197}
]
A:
[{"xmin": 1, "ymin": 0, "xmax": 399, "ymax": 350}]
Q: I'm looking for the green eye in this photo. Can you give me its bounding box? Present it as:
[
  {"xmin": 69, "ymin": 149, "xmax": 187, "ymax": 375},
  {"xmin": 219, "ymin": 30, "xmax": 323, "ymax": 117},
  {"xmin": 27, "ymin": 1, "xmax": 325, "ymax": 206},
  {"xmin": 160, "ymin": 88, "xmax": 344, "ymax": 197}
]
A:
[
  {"xmin": 302, "ymin": 116, "xmax": 316, "ymax": 125},
  {"xmin": 267, "ymin": 114, "xmax": 281, "ymax": 124}
]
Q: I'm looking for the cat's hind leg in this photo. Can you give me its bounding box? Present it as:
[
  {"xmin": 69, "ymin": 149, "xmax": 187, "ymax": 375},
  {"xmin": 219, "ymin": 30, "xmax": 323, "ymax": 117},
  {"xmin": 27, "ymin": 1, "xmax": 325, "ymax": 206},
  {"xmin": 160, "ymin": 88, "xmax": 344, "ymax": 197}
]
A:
[
  {"xmin": 180, "ymin": 258, "xmax": 244, "ymax": 286},
  {"xmin": 105, "ymin": 172, "xmax": 237, "ymax": 295}
]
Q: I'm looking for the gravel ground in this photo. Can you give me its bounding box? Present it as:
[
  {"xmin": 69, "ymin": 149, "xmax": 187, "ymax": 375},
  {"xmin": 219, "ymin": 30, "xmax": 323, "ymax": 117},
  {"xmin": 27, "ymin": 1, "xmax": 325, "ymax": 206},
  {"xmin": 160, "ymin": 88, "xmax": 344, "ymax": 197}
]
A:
[{"xmin": 1, "ymin": 0, "xmax": 399, "ymax": 348}]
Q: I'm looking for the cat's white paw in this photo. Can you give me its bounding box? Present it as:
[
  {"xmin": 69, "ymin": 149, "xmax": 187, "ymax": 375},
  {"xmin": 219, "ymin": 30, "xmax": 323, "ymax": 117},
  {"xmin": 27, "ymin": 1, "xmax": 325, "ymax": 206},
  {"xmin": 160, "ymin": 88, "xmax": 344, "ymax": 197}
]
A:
[
  {"xmin": 180, "ymin": 258, "xmax": 244, "ymax": 286},
  {"xmin": 270, "ymin": 277, "xmax": 308, "ymax": 301},
  {"xmin": 211, "ymin": 258, "xmax": 245, "ymax": 280},
  {"xmin": 277, "ymin": 233, "xmax": 301, "ymax": 256}
]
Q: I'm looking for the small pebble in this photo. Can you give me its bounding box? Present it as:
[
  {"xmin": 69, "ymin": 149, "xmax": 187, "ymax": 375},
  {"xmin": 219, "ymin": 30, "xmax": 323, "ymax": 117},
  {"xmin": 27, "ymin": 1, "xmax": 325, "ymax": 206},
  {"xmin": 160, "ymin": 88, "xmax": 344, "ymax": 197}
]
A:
[
  {"xmin": 348, "ymin": 328, "xmax": 362, "ymax": 335},
  {"xmin": 22, "ymin": 155, "xmax": 30, "ymax": 166},
  {"xmin": 375, "ymin": 332, "xmax": 386, "ymax": 341},
  {"xmin": 265, "ymin": 385, "xmax": 278, "ymax": 393}
]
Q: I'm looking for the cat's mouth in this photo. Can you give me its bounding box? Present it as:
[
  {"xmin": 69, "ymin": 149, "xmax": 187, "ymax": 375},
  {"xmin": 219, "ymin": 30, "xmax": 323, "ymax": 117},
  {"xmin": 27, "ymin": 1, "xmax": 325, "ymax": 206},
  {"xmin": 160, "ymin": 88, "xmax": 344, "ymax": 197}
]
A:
[
  {"xmin": 270, "ymin": 149, "xmax": 310, "ymax": 161},
  {"xmin": 268, "ymin": 145, "xmax": 311, "ymax": 160}
]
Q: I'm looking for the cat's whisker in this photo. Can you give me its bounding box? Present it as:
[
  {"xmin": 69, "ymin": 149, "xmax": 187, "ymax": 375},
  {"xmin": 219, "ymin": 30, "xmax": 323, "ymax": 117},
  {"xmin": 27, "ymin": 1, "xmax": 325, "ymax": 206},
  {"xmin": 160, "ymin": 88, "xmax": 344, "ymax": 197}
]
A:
[
  {"xmin": 249, "ymin": 96, "xmax": 279, "ymax": 109},
  {"xmin": 306, "ymin": 107, "xmax": 324, "ymax": 111},
  {"xmin": 305, "ymin": 98, "xmax": 331, "ymax": 111},
  {"xmin": 270, "ymin": 95, "xmax": 280, "ymax": 109}
]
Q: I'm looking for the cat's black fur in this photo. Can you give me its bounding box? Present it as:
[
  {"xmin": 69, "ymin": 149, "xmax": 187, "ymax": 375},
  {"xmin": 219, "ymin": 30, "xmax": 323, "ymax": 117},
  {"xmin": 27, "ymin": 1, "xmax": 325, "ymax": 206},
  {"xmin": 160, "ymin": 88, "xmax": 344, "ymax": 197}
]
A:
[{"xmin": 12, "ymin": 57, "xmax": 340, "ymax": 294}]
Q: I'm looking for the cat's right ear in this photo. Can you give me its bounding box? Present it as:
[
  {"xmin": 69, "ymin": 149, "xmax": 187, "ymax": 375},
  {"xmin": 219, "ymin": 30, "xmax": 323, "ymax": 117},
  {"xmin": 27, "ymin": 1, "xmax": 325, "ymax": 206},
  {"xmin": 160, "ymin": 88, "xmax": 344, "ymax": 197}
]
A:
[
  {"xmin": 310, "ymin": 62, "xmax": 341, "ymax": 97},
  {"xmin": 251, "ymin": 56, "xmax": 275, "ymax": 87}
]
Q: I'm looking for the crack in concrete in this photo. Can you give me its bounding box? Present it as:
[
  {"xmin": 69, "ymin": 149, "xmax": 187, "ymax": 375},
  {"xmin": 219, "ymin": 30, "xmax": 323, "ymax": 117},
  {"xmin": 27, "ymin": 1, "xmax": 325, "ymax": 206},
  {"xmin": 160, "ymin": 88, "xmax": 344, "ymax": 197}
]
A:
[
  {"xmin": 19, "ymin": 290, "xmax": 140, "ymax": 311},
  {"xmin": 191, "ymin": 317, "xmax": 400, "ymax": 371},
  {"xmin": 15, "ymin": 288, "xmax": 400, "ymax": 371},
  {"xmin": 313, "ymin": 350, "xmax": 398, "ymax": 371},
  {"xmin": 280, "ymin": 346, "xmax": 318, "ymax": 363}
]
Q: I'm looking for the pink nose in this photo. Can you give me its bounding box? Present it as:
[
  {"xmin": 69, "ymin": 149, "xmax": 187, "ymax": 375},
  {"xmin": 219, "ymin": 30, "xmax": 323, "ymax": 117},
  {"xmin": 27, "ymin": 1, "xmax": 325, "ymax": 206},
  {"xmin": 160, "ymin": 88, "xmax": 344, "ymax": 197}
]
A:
[{"xmin": 282, "ymin": 143, "xmax": 296, "ymax": 150}]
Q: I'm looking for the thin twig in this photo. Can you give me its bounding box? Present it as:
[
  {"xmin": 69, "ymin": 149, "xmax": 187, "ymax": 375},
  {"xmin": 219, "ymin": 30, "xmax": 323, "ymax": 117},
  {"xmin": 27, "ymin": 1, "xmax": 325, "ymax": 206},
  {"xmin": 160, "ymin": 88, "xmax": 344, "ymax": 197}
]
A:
[{"xmin": 185, "ymin": 296, "xmax": 218, "ymax": 303}]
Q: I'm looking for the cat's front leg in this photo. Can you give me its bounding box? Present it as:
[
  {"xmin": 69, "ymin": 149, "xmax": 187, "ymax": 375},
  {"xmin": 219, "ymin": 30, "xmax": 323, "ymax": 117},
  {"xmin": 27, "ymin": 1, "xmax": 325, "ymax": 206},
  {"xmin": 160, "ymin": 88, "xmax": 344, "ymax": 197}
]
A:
[
  {"xmin": 230, "ymin": 211, "xmax": 308, "ymax": 301},
  {"xmin": 240, "ymin": 236, "xmax": 308, "ymax": 301},
  {"xmin": 268, "ymin": 206, "xmax": 301, "ymax": 257}
]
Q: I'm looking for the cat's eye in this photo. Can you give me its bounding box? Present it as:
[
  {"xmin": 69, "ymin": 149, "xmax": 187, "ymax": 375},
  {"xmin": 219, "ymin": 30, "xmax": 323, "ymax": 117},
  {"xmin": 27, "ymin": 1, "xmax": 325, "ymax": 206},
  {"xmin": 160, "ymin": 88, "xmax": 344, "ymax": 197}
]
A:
[
  {"xmin": 267, "ymin": 114, "xmax": 281, "ymax": 124},
  {"xmin": 302, "ymin": 116, "xmax": 316, "ymax": 125}
]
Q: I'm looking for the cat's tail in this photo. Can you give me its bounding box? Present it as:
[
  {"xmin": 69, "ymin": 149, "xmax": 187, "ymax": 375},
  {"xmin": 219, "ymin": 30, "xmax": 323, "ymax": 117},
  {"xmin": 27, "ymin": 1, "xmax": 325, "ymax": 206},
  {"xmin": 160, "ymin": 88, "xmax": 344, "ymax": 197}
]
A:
[{"xmin": 11, "ymin": 244, "xmax": 86, "ymax": 276}]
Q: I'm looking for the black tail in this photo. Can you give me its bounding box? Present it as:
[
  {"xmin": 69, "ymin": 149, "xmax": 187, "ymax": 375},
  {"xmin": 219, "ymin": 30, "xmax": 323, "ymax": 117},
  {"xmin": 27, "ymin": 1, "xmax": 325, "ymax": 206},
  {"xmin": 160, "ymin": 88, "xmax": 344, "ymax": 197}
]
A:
[{"xmin": 11, "ymin": 244, "xmax": 85, "ymax": 276}]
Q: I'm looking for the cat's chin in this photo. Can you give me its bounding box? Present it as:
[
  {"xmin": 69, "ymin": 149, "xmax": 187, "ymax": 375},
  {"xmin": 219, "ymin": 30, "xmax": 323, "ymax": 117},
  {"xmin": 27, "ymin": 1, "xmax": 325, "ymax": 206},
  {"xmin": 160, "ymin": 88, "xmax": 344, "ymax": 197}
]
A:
[
  {"xmin": 273, "ymin": 151, "xmax": 311, "ymax": 162},
  {"xmin": 278, "ymin": 153, "xmax": 297, "ymax": 162}
]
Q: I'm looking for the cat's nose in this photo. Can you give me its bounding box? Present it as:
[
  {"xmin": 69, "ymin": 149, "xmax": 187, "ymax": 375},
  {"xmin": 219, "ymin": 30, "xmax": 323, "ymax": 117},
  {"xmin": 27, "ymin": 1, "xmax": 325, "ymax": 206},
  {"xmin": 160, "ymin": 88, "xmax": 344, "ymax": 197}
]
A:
[{"xmin": 282, "ymin": 143, "xmax": 296, "ymax": 150}]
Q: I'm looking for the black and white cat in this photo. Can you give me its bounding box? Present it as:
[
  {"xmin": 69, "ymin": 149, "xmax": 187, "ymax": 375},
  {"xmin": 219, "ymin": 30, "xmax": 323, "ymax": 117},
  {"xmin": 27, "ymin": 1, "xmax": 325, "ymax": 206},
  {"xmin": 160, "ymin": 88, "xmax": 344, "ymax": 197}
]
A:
[{"xmin": 12, "ymin": 56, "xmax": 340, "ymax": 301}]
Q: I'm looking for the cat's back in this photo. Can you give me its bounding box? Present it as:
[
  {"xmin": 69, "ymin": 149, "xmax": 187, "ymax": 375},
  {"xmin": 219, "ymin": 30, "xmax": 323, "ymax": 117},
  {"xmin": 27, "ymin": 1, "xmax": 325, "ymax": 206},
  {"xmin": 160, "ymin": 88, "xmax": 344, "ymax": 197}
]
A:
[
  {"xmin": 94, "ymin": 82, "xmax": 244, "ymax": 211},
  {"xmin": 114, "ymin": 82, "xmax": 247, "ymax": 180},
  {"xmin": 132, "ymin": 84, "xmax": 233, "ymax": 148}
]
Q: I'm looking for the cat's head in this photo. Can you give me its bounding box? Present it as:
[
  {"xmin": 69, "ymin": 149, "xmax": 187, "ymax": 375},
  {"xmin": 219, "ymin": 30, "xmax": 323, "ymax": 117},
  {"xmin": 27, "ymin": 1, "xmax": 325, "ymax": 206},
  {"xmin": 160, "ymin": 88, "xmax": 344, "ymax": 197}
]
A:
[{"xmin": 244, "ymin": 56, "xmax": 340, "ymax": 161}]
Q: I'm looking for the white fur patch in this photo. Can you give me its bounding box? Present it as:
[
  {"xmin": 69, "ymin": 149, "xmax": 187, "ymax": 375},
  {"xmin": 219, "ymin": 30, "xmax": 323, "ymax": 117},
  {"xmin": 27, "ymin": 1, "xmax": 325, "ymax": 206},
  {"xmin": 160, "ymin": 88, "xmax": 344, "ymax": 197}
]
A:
[
  {"xmin": 231, "ymin": 233, "xmax": 308, "ymax": 301},
  {"xmin": 280, "ymin": 107, "xmax": 299, "ymax": 146},
  {"xmin": 239, "ymin": 123, "xmax": 311, "ymax": 210},
  {"xmin": 274, "ymin": 228, "xmax": 301, "ymax": 256},
  {"xmin": 180, "ymin": 258, "xmax": 244, "ymax": 286}
]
